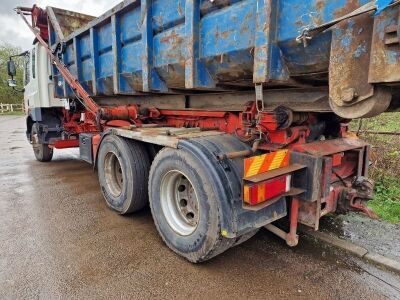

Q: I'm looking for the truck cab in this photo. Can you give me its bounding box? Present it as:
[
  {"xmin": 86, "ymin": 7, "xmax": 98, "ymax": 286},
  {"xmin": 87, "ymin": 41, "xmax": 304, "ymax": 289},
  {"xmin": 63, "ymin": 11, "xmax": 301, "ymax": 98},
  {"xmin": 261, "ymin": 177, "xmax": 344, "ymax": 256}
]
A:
[
  {"xmin": 23, "ymin": 43, "xmax": 65, "ymax": 123},
  {"xmin": 7, "ymin": 43, "xmax": 67, "ymax": 162}
]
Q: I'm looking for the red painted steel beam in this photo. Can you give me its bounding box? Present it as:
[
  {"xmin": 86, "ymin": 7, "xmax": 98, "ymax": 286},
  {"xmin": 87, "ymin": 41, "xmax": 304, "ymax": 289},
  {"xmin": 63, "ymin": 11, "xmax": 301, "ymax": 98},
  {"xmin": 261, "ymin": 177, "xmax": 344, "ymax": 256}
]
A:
[
  {"xmin": 287, "ymin": 197, "xmax": 300, "ymax": 247},
  {"xmin": 51, "ymin": 139, "xmax": 80, "ymax": 149},
  {"xmin": 101, "ymin": 106, "xmax": 139, "ymax": 121},
  {"xmin": 159, "ymin": 110, "xmax": 228, "ymax": 118}
]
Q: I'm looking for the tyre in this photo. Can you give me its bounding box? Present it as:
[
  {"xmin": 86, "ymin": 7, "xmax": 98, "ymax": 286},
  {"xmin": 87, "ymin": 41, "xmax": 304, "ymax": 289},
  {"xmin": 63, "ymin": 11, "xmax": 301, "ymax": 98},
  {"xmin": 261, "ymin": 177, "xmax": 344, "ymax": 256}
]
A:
[
  {"xmin": 31, "ymin": 123, "xmax": 53, "ymax": 162},
  {"xmin": 149, "ymin": 147, "xmax": 237, "ymax": 263},
  {"xmin": 97, "ymin": 135, "xmax": 150, "ymax": 214}
]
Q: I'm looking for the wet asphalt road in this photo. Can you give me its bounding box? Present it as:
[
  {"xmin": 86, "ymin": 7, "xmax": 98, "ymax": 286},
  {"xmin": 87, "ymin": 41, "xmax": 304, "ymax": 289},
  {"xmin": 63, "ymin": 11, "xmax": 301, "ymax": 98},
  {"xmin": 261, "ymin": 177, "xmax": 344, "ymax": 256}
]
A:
[{"xmin": 0, "ymin": 115, "xmax": 399, "ymax": 299}]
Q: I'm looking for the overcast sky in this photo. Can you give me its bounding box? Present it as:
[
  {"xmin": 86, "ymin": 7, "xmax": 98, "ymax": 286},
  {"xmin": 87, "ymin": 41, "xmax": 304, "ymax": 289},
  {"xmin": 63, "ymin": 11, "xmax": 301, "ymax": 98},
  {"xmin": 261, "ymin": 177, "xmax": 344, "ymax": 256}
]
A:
[{"xmin": 0, "ymin": 0, "xmax": 122, "ymax": 50}]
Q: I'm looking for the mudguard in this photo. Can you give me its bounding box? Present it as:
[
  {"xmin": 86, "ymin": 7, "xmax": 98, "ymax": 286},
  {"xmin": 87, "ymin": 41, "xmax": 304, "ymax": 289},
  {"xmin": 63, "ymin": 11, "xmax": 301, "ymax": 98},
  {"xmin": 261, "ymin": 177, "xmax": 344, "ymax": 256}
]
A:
[{"xmin": 178, "ymin": 135, "xmax": 287, "ymax": 238}]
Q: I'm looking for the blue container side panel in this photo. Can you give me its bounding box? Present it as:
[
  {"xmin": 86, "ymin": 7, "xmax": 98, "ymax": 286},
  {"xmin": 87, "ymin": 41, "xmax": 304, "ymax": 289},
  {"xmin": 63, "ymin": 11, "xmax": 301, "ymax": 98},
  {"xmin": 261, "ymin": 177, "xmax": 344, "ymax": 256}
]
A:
[
  {"xmin": 276, "ymin": 0, "xmax": 372, "ymax": 75},
  {"xmin": 153, "ymin": 24, "xmax": 186, "ymax": 88},
  {"xmin": 278, "ymin": 0, "xmax": 371, "ymax": 41},
  {"xmin": 152, "ymin": 0, "xmax": 185, "ymax": 33},
  {"xmin": 80, "ymin": 34, "xmax": 93, "ymax": 94},
  {"xmin": 120, "ymin": 8, "xmax": 142, "ymax": 43},
  {"xmin": 120, "ymin": 41, "xmax": 143, "ymax": 92},
  {"xmin": 119, "ymin": 4, "xmax": 143, "ymax": 93},
  {"xmin": 49, "ymin": 0, "xmax": 375, "ymax": 98},
  {"xmin": 97, "ymin": 23, "xmax": 113, "ymax": 54},
  {"xmin": 55, "ymin": 0, "xmax": 264, "ymax": 96},
  {"xmin": 200, "ymin": 0, "xmax": 256, "ymax": 58},
  {"xmin": 153, "ymin": 23, "xmax": 186, "ymax": 67},
  {"xmin": 199, "ymin": 0, "xmax": 257, "ymax": 84},
  {"xmin": 63, "ymin": 43, "xmax": 74, "ymax": 97}
]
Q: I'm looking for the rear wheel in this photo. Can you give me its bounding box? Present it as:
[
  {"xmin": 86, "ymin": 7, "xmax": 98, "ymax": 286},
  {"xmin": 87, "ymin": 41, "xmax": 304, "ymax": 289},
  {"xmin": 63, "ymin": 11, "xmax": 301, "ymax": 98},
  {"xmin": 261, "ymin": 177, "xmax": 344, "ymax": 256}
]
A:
[
  {"xmin": 149, "ymin": 148, "xmax": 236, "ymax": 263},
  {"xmin": 31, "ymin": 123, "xmax": 53, "ymax": 162},
  {"xmin": 97, "ymin": 135, "xmax": 150, "ymax": 214}
]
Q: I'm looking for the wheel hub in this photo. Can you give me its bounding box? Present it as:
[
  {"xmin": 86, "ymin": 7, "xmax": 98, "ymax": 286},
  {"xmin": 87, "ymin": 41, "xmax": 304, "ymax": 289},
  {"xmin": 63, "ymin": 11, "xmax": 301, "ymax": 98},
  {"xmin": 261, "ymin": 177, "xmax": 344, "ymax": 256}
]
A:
[
  {"xmin": 32, "ymin": 133, "xmax": 39, "ymax": 149},
  {"xmin": 160, "ymin": 170, "xmax": 200, "ymax": 236},
  {"xmin": 104, "ymin": 152, "xmax": 123, "ymax": 197}
]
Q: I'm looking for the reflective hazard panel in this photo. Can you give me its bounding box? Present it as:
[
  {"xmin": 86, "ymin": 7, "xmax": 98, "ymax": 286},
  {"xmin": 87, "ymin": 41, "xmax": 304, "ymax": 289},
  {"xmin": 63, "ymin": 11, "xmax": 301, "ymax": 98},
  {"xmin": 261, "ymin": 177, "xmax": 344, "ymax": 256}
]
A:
[
  {"xmin": 243, "ymin": 175, "xmax": 291, "ymax": 206},
  {"xmin": 244, "ymin": 150, "xmax": 290, "ymax": 178},
  {"xmin": 243, "ymin": 150, "xmax": 291, "ymax": 206}
]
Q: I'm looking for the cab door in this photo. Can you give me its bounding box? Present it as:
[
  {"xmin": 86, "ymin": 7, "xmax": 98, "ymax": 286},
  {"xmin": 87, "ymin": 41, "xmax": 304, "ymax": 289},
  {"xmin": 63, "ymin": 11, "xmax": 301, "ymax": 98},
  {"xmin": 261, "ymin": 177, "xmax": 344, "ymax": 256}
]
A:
[{"xmin": 23, "ymin": 47, "xmax": 39, "ymax": 111}]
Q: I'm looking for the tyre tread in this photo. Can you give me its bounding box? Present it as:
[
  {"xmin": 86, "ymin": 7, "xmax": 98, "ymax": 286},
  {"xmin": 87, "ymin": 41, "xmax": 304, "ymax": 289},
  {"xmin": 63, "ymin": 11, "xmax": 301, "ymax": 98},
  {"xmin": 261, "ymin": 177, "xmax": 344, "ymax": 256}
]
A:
[
  {"xmin": 98, "ymin": 135, "xmax": 150, "ymax": 214},
  {"xmin": 149, "ymin": 148, "xmax": 236, "ymax": 263},
  {"xmin": 31, "ymin": 123, "xmax": 53, "ymax": 162},
  {"xmin": 125, "ymin": 139, "xmax": 150, "ymax": 213}
]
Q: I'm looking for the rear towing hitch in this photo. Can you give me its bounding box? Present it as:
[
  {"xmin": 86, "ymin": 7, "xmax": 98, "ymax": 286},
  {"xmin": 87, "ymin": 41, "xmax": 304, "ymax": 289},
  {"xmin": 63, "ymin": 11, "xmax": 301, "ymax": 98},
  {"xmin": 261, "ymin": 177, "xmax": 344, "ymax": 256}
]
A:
[{"xmin": 339, "ymin": 176, "xmax": 378, "ymax": 219}]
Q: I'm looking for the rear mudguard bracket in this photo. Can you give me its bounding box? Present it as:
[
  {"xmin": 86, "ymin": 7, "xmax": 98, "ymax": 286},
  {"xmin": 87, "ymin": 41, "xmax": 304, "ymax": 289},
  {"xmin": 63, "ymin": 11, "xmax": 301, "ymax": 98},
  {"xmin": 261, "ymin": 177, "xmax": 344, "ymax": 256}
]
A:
[{"xmin": 178, "ymin": 135, "xmax": 287, "ymax": 238}]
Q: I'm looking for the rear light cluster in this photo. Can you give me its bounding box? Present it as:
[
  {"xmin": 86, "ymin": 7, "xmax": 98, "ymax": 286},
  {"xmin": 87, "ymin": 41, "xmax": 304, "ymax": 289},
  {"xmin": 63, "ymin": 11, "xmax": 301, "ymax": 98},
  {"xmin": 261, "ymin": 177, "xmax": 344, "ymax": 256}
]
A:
[
  {"xmin": 243, "ymin": 150, "xmax": 292, "ymax": 207},
  {"xmin": 243, "ymin": 175, "xmax": 291, "ymax": 206}
]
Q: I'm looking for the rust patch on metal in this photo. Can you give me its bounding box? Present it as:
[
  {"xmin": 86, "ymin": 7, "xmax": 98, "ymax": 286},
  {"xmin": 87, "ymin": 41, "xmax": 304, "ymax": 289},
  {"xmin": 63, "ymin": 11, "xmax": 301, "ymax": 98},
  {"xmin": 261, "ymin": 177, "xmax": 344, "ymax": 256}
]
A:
[
  {"xmin": 369, "ymin": 5, "xmax": 400, "ymax": 83},
  {"xmin": 312, "ymin": 0, "xmax": 325, "ymax": 26},
  {"xmin": 160, "ymin": 29, "xmax": 184, "ymax": 45},
  {"xmin": 217, "ymin": 29, "xmax": 234, "ymax": 39},
  {"xmin": 315, "ymin": 0, "xmax": 325, "ymax": 12},
  {"xmin": 334, "ymin": 0, "xmax": 361, "ymax": 19},
  {"xmin": 48, "ymin": 7, "xmax": 95, "ymax": 40},
  {"xmin": 329, "ymin": 13, "xmax": 374, "ymax": 107}
]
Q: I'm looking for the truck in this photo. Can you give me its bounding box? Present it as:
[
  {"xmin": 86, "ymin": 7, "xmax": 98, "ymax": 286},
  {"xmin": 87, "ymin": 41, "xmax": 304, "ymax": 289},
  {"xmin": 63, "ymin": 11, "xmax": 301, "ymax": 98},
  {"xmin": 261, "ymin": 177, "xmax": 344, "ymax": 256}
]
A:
[{"xmin": 7, "ymin": 0, "xmax": 400, "ymax": 263}]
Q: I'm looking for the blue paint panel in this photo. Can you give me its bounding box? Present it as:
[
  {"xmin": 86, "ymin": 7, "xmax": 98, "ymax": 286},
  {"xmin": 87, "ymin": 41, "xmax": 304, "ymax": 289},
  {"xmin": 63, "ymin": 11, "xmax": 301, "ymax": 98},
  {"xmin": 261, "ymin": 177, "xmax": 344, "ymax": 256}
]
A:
[
  {"xmin": 97, "ymin": 23, "xmax": 113, "ymax": 53},
  {"xmin": 204, "ymin": 51, "xmax": 254, "ymax": 81},
  {"xmin": 376, "ymin": 0, "xmax": 394, "ymax": 13},
  {"xmin": 200, "ymin": 0, "xmax": 256, "ymax": 58},
  {"xmin": 153, "ymin": 24, "xmax": 186, "ymax": 67},
  {"xmin": 64, "ymin": 44, "xmax": 75, "ymax": 66},
  {"xmin": 278, "ymin": 0, "xmax": 371, "ymax": 41},
  {"xmin": 121, "ymin": 41, "xmax": 143, "ymax": 73},
  {"xmin": 81, "ymin": 59, "xmax": 93, "ymax": 82},
  {"xmin": 120, "ymin": 7, "xmax": 141, "ymax": 43},
  {"xmin": 278, "ymin": 32, "xmax": 332, "ymax": 75},
  {"xmin": 79, "ymin": 34, "xmax": 91, "ymax": 58},
  {"xmin": 98, "ymin": 52, "xmax": 113, "ymax": 78},
  {"xmin": 49, "ymin": 0, "xmax": 384, "ymax": 96},
  {"xmin": 152, "ymin": 0, "xmax": 185, "ymax": 32}
]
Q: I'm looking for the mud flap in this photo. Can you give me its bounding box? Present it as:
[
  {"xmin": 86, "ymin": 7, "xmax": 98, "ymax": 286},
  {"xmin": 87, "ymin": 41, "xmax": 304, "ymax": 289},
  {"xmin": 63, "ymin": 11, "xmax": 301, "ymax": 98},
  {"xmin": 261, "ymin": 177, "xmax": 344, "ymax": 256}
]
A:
[{"xmin": 178, "ymin": 135, "xmax": 288, "ymax": 238}]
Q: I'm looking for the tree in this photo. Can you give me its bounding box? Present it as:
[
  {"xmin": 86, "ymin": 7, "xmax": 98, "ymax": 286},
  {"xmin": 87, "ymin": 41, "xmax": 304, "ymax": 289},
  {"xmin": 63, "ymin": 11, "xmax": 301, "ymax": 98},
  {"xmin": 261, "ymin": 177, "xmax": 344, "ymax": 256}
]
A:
[{"xmin": 0, "ymin": 42, "xmax": 25, "ymax": 104}]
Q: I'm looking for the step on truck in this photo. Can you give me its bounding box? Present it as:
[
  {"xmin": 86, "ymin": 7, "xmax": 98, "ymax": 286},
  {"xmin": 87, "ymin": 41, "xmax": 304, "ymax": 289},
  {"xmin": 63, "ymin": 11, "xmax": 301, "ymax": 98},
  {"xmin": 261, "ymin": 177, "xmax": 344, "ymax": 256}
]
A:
[{"xmin": 7, "ymin": 0, "xmax": 400, "ymax": 262}]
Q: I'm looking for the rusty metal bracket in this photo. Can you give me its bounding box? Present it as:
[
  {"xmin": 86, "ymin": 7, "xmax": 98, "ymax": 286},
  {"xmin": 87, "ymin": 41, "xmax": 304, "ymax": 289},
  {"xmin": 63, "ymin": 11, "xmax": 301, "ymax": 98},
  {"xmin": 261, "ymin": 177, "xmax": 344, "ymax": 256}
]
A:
[
  {"xmin": 296, "ymin": 28, "xmax": 312, "ymax": 47},
  {"xmin": 303, "ymin": 2, "xmax": 378, "ymax": 40},
  {"xmin": 217, "ymin": 139, "xmax": 260, "ymax": 161}
]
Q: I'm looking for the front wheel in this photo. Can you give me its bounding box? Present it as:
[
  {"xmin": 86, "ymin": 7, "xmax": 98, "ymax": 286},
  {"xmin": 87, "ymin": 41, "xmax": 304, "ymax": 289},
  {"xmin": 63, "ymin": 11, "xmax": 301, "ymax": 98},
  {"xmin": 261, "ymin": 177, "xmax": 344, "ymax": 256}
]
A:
[{"xmin": 31, "ymin": 123, "xmax": 53, "ymax": 162}]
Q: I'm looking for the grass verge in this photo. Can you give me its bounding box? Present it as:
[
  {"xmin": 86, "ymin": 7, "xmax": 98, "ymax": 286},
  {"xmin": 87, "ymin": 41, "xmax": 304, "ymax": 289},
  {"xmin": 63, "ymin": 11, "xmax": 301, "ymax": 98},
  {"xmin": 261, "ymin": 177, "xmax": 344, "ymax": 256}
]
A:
[
  {"xmin": 0, "ymin": 111, "xmax": 24, "ymax": 116},
  {"xmin": 351, "ymin": 113, "xmax": 400, "ymax": 224},
  {"xmin": 369, "ymin": 176, "xmax": 400, "ymax": 224}
]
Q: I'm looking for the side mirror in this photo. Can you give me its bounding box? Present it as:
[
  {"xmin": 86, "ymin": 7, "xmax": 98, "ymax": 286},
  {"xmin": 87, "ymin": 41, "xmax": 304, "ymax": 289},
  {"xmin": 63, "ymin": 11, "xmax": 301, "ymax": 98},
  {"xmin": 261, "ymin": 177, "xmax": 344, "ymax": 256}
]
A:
[{"xmin": 7, "ymin": 60, "xmax": 17, "ymax": 77}]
